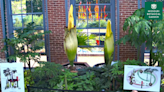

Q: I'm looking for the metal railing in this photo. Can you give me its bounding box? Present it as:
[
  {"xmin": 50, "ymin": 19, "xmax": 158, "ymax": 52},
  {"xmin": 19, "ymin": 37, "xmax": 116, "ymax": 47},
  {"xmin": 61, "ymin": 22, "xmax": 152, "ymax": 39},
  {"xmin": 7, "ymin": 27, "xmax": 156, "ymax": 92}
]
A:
[{"xmin": 27, "ymin": 86, "xmax": 104, "ymax": 92}]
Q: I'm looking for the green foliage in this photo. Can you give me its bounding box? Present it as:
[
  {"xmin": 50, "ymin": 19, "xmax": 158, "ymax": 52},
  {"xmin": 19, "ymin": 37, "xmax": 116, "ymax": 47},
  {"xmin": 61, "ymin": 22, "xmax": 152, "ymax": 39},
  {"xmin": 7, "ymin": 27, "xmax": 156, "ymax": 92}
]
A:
[
  {"xmin": 117, "ymin": 8, "xmax": 152, "ymax": 49},
  {"xmin": 100, "ymin": 36, "xmax": 105, "ymax": 41},
  {"xmin": 77, "ymin": 59, "xmax": 146, "ymax": 91},
  {"xmin": 26, "ymin": 0, "xmax": 42, "ymax": 13},
  {"xmin": 76, "ymin": 20, "xmax": 107, "ymax": 28},
  {"xmin": 11, "ymin": 1, "xmax": 23, "ymax": 14},
  {"xmin": 76, "ymin": 19, "xmax": 108, "ymax": 47},
  {"xmin": 2, "ymin": 22, "xmax": 51, "ymax": 70},
  {"xmin": 12, "ymin": 0, "xmax": 43, "ymax": 28},
  {"xmin": 32, "ymin": 62, "xmax": 64, "ymax": 88},
  {"xmin": 162, "ymin": 78, "xmax": 164, "ymax": 85},
  {"xmin": 30, "ymin": 62, "xmax": 78, "ymax": 92},
  {"xmin": 54, "ymin": 69, "xmax": 78, "ymax": 90},
  {"xmin": 76, "ymin": 20, "xmax": 108, "ymax": 47},
  {"xmin": 88, "ymin": 20, "xmax": 107, "ymax": 28},
  {"xmin": 100, "ymin": 65, "xmax": 116, "ymax": 91},
  {"xmin": 73, "ymin": 72, "xmax": 97, "ymax": 91},
  {"xmin": 12, "ymin": 0, "xmax": 42, "ymax": 14},
  {"xmin": 112, "ymin": 59, "xmax": 147, "ymax": 75},
  {"xmin": 14, "ymin": 15, "xmax": 43, "ymax": 28},
  {"xmin": 77, "ymin": 68, "xmax": 97, "ymax": 90},
  {"xmin": 102, "ymin": 59, "xmax": 146, "ymax": 91},
  {"xmin": 77, "ymin": 29, "xmax": 96, "ymax": 46},
  {"xmin": 151, "ymin": 19, "xmax": 164, "ymax": 70},
  {"xmin": 161, "ymin": 76, "xmax": 164, "ymax": 92},
  {"xmin": 117, "ymin": 8, "xmax": 164, "ymax": 66},
  {"xmin": 24, "ymin": 70, "xmax": 34, "ymax": 92},
  {"xmin": 123, "ymin": 59, "xmax": 147, "ymax": 66},
  {"xmin": 26, "ymin": 60, "xmax": 161, "ymax": 92},
  {"xmin": 31, "ymin": 62, "xmax": 78, "ymax": 90}
]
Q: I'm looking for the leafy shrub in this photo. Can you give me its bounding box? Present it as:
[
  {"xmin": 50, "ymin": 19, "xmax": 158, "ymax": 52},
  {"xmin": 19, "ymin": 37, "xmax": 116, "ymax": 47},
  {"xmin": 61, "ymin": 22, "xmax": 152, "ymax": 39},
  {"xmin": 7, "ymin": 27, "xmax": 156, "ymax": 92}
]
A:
[
  {"xmin": 25, "ymin": 60, "xmax": 149, "ymax": 92},
  {"xmin": 24, "ymin": 70, "xmax": 34, "ymax": 92},
  {"xmin": 30, "ymin": 62, "xmax": 78, "ymax": 92},
  {"xmin": 31, "ymin": 62, "xmax": 64, "ymax": 88},
  {"xmin": 54, "ymin": 69, "xmax": 77, "ymax": 90},
  {"xmin": 73, "ymin": 72, "xmax": 97, "ymax": 91},
  {"xmin": 2, "ymin": 22, "xmax": 51, "ymax": 71},
  {"xmin": 78, "ymin": 59, "xmax": 147, "ymax": 91}
]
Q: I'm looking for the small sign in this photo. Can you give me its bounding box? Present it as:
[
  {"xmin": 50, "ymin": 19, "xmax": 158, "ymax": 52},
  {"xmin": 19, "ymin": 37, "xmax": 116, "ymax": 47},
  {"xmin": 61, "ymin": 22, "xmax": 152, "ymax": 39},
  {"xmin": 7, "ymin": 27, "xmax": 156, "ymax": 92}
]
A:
[
  {"xmin": 1, "ymin": 63, "xmax": 25, "ymax": 92},
  {"xmin": 123, "ymin": 65, "xmax": 161, "ymax": 92},
  {"xmin": 145, "ymin": 2, "xmax": 163, "ymax": 20}
]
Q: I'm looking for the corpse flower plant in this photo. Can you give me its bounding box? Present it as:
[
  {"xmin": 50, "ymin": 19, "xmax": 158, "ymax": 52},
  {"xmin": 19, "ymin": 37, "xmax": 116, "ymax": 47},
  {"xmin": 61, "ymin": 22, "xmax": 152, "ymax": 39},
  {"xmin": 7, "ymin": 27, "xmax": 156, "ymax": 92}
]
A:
[
  {"xmin": 104, "ymin": 20, "xmax": 114, "ymax": 65},
  {"xmin": 64, "ymin": 5, "xmax": 78, "ymax": 68}
]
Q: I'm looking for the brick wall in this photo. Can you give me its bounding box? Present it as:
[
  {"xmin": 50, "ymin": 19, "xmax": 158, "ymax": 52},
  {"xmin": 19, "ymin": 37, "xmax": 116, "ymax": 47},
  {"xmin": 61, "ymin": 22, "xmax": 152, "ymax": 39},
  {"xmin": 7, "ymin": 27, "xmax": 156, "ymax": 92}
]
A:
[
  {"xmin": 47, "ymin": 0, "xmax": 68, "ymax": 64},
  {"xmin": 47, "ymin": 0, "xmax": 140, "ymax": 64},
  {"xmin": 0, "ymin": 6, "xmax": 6, "ymax": 59},
  {"xmin": 118, "ymin": 0, "xmax": 139, "ymax": 61}
]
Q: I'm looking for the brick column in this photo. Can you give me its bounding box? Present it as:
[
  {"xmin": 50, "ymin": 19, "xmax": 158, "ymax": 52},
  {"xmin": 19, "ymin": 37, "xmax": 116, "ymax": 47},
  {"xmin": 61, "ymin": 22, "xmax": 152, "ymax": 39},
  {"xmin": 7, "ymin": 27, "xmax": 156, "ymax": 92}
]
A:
[
  {"xmin": 114, "ymin": 0, "xmax": 118, "ymax": 61},
  {"xmin": 0, "ymin": 6, "xmax": 6, "ymax": 59},
  {"xmin": 47, "ymin": 0, "xmax": 68, "ymax": 64},
  {"xmin": 118, "ymin": 0, "xmax": 138, "ymax": 61}
]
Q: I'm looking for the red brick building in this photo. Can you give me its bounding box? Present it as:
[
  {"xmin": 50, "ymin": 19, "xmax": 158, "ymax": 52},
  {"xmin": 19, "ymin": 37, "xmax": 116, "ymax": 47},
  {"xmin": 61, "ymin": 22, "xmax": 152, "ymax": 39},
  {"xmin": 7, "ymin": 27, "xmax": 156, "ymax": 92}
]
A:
[{"xmin": 0, "ymin": 0, "xmax": 146, "ymax": 65}]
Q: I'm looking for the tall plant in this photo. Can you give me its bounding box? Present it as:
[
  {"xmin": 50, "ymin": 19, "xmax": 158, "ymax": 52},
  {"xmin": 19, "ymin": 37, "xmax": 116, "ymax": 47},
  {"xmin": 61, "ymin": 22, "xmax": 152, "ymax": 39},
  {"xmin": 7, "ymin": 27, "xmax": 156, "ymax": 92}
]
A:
[
  {"xmin": 104, "ymin": 20, "xmax": 114, "ymax": 65},
  {"xmin": 2, "ymin": 22, "xmax": 51, "ymax": 71},
  {"xmin": 64, "ymin": 5, "xmax": 78, "ymax": 68},
  {"xmin": 117, "ymin": 8, "xmax": 164, "ymax": 66}
]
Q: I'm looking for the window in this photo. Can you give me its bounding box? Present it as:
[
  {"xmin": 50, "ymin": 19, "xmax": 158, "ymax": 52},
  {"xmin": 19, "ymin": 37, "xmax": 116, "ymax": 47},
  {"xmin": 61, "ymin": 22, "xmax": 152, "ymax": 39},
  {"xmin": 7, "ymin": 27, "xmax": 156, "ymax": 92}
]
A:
[
  {"xmin": 8, "ymin": 0, "xmax": 49, "ymax": 67},
  {"xmin": 70, "ymin": 0, "xmax": 115, "ymax": 66}
]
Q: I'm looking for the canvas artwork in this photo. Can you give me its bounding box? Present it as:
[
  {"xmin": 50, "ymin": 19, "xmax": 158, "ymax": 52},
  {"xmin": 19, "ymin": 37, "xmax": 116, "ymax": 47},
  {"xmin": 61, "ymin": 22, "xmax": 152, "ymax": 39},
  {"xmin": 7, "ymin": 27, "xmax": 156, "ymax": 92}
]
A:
[
  {"xmin": 1, "ymin": 63, "xmax": 25, "ymax": 92},
  {"xmin": 123, "ymin": 65, "xmax": 161, "ymax": 92}
]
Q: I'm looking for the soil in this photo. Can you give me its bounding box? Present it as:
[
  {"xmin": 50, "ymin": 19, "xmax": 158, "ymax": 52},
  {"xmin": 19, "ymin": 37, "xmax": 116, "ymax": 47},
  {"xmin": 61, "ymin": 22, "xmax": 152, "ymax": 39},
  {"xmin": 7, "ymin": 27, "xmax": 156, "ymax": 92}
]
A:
[{"xmin": 64, "ymin": 65, "xmax": 88, "ymax": 71}]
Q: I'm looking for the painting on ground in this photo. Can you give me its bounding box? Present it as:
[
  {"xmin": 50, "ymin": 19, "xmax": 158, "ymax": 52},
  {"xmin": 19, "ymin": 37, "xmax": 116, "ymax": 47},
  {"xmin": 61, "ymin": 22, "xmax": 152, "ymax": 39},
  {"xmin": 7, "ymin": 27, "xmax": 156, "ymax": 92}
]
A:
[
  {"xmin": 124, "ymin": 65, "xmax": 161, "ymax": 92},
  {"xmin": 1, "ymin": 63, "xmax": 25, "ymax": 92}
]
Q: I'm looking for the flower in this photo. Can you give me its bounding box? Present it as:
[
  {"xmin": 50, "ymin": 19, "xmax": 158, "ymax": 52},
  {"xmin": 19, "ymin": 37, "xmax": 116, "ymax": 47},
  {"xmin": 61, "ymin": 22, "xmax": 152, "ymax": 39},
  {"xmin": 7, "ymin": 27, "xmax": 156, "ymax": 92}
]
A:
[{"xmin": 68, "ymin": 5, "xmax": 74, "ymax": 31}]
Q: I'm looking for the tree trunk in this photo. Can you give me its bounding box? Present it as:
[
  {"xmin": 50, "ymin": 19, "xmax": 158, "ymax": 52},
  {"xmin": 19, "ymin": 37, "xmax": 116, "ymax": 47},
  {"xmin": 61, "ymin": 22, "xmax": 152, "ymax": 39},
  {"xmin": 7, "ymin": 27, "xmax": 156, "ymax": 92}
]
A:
[
  {"xmin": 113, "ymin": 79, "xmax": 115, "ymax": 91},
  {"xmin": 149, "ymin": 49, "xmax": 153, "ymax": 66},
  {"xmin": 65, "ymin": 75, "xmax": 68, "ymax": 90},
  {"xmin": 137, "ymin": 47, "xmax": 140, "ymax": 61},
  {"xmin": 149, "ymin": 22, "xmax": 153, "ymax": 66},
  {"xmin": 28, "ymin": 60, "xmax": 31, "ymax": 72}
]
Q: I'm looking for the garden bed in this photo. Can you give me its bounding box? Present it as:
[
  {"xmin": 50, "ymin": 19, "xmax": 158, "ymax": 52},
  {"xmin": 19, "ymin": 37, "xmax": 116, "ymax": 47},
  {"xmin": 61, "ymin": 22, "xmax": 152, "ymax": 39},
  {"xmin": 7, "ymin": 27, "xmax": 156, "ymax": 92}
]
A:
[{"xmin": 62, "ymin": 62, "xmax": 90, "ymax": 71}]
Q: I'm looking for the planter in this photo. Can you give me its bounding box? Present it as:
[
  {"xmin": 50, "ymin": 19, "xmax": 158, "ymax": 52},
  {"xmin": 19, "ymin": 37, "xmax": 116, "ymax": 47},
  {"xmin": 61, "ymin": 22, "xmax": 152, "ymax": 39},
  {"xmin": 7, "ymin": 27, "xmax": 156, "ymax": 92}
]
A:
[
  {"xmin": 93, "ymin": 63, "xmax": 105, "ymax": 67},
  {"xmin": 62, "ymin": 62, "xmax": 90, "ymax": 72},
  {"xmin": 93, "ymin": 61, "xmax": 119, "ymax": 67}
]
